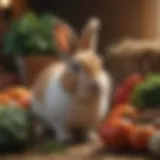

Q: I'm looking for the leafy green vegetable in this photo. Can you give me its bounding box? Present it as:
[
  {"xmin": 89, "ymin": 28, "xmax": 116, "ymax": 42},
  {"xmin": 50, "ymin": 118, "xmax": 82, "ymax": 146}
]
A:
[
  {"xmin": 2, "ymin": 11, "xmax": 56, "ymax": 56},
  {"xmin": 130, "ymin": 74, "xmax": 160, "ymax": 109},
  {"xmin": 0, "ymin": 105, "xmax": 31, "ymax": 153}
]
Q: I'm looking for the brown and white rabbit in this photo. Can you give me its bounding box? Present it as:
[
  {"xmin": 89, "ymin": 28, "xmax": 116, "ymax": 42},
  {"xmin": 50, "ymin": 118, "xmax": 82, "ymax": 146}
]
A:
[{"xmin": 31, "ymin": 17, "xmax": 113, "ymax": 143}]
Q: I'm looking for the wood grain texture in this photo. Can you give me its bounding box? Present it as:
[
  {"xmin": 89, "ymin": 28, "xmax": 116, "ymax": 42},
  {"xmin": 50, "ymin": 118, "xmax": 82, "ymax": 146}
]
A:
[{"xmin": 29, "ymin": 0, "xmax": 159, "ymax": 53}]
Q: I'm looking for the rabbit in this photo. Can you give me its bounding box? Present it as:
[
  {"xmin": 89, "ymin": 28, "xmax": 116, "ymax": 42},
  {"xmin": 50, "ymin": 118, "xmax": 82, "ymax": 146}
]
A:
[{"xmin": 31, "ymin": 17, "xmax": 113, "ymax": 143}]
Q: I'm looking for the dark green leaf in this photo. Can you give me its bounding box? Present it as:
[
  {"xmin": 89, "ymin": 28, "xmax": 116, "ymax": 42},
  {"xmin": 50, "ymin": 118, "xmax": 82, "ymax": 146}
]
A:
[
  {"xmin": 0, "ymin": 106, "xmax": 31, "ymax": 153},
  {"xmin": 130, "ymin": 75, "xmax": 160, "ymax": 109},
  {"xmin": 2, "ymin": 11, "xmax": 56, "ymax": 56}
]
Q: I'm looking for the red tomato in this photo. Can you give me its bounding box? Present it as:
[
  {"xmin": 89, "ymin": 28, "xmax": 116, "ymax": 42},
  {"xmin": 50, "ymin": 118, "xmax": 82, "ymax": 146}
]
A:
[
  {"xmin": 113, "ymin": 86, "xmax": 129, "ymax": 105},
  {"xmin": 130, "ymin": 125, "xmax": 155, "ymax": 151},
  {"xmin": 99, "ymin": 118, "xmax": 134, "ymax": 151},
  {"xmin": 123, "ymin": 73, "xmax": 144, "ymax": 93}
]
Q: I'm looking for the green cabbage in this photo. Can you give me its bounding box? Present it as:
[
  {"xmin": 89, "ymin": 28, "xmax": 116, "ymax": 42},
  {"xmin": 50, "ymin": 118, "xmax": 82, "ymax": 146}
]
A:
[
  {"xmin": 2, "ymin": 11, "xmax": 56, "ymax": 55},
  {"xmin": 0, "ymin": 106, "xmax": 31, "ymax": 154},
  {"xmin": 130, "ymin": 75, "xmax": 160, "ymax": 109}
]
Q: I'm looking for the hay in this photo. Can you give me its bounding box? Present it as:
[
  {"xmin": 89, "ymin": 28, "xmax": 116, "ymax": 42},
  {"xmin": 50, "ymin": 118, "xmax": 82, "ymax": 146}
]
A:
[{"xmin": 105, "ymin": 39, "xmax": 160, "ymax": 85}]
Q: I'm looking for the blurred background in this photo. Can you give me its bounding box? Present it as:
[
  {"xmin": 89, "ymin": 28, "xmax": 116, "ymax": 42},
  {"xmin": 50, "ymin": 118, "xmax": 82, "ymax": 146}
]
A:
[
  {"xmin": 0, "ymin": 0, "xmax": 159, "ymax": 50},
  {"xmin": 0, "ymin": 1, "xmax": 160, "ymax": 159},
  {"xmin": 0, "ymin": 0, "xmax": 159, "ymax": 87}
]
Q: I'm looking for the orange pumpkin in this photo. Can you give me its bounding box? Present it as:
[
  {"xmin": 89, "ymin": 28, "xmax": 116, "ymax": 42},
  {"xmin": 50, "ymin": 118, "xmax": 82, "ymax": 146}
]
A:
[
  {"xmin": 130, "ymin": 124, "xmax": 155, "ymax": 151},
  {"xmin": 5, "ymin": 86, "xmax": 31, "ymax": 108},
  {"xmin": 0, "ymin": 93, "xmax": 13, "ymax": 105}
]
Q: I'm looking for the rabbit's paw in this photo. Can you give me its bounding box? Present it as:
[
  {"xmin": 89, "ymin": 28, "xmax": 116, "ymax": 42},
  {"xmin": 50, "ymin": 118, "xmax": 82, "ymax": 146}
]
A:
[{"xmin": 53, "ymin": 123, "xmax": 72, "ymax": 145}]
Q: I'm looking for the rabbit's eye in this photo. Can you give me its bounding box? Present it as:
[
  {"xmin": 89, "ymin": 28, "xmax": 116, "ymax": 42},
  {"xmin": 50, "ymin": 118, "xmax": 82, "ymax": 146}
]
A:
[{"xmin": 71, "ymin": 62, "xmax": 81, "ymax": 73}]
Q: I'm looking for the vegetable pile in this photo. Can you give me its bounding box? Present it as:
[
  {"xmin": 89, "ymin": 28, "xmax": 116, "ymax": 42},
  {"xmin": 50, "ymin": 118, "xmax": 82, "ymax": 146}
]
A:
[
  {"xmin": 1, "ymin": 73, "xmax": 160, "ymax": 155},
  {"xmin": 99, "ymin": 73, "xmax": 160, "ymax": 156},
  {"xmin": 0, "ymin": 86, "xmax": 32, "ymax": 154},
  {"xmin": 0, "ymin": 86, "xmax": 68, "ymax": 154},
  {"xmin": 0, "ymin": 106, "xmax": 31, "ymax": 153}
]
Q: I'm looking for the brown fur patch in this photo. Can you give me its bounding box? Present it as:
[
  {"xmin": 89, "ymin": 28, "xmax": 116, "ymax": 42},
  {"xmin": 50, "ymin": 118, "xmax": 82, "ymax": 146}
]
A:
[
  {"xmin": 33, "ymin": 62, "xmax": 65, "ymax": 102},
  {"xmin": 75, "ymin": 50, "xmax": 102, "ymax": 78},
  {"xmin": 60, "ymin": 69, "xmax": 78, "ymax": 93}
]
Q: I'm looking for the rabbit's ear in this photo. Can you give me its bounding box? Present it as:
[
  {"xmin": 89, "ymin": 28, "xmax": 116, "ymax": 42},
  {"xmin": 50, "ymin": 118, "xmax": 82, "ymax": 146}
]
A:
[
  {"xmin": 79, "ymin": 17, "xmax": 101, "ymax": 52},
  {"xmin": 52, "ymin": 18, "xmax": 78, "ymax": 56}
]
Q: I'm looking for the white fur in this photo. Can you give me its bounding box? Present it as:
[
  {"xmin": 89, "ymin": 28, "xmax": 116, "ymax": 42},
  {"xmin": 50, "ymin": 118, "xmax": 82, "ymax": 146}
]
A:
[{"xmin": 98, "ymin": 70, "xmax": 112, "ymax": 120}]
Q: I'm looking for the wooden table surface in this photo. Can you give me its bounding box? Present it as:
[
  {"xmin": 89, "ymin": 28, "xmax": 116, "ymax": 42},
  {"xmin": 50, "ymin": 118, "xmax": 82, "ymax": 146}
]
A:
[{"xmin": 1, "ymin": 140, "xmax": 153, "ymax": 160}]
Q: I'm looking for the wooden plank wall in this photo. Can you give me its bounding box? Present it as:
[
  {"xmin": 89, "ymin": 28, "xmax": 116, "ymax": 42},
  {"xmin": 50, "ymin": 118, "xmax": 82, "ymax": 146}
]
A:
[{"xmin": 29, "ymin": 0, "xmax": 159, "ymax": 53}]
